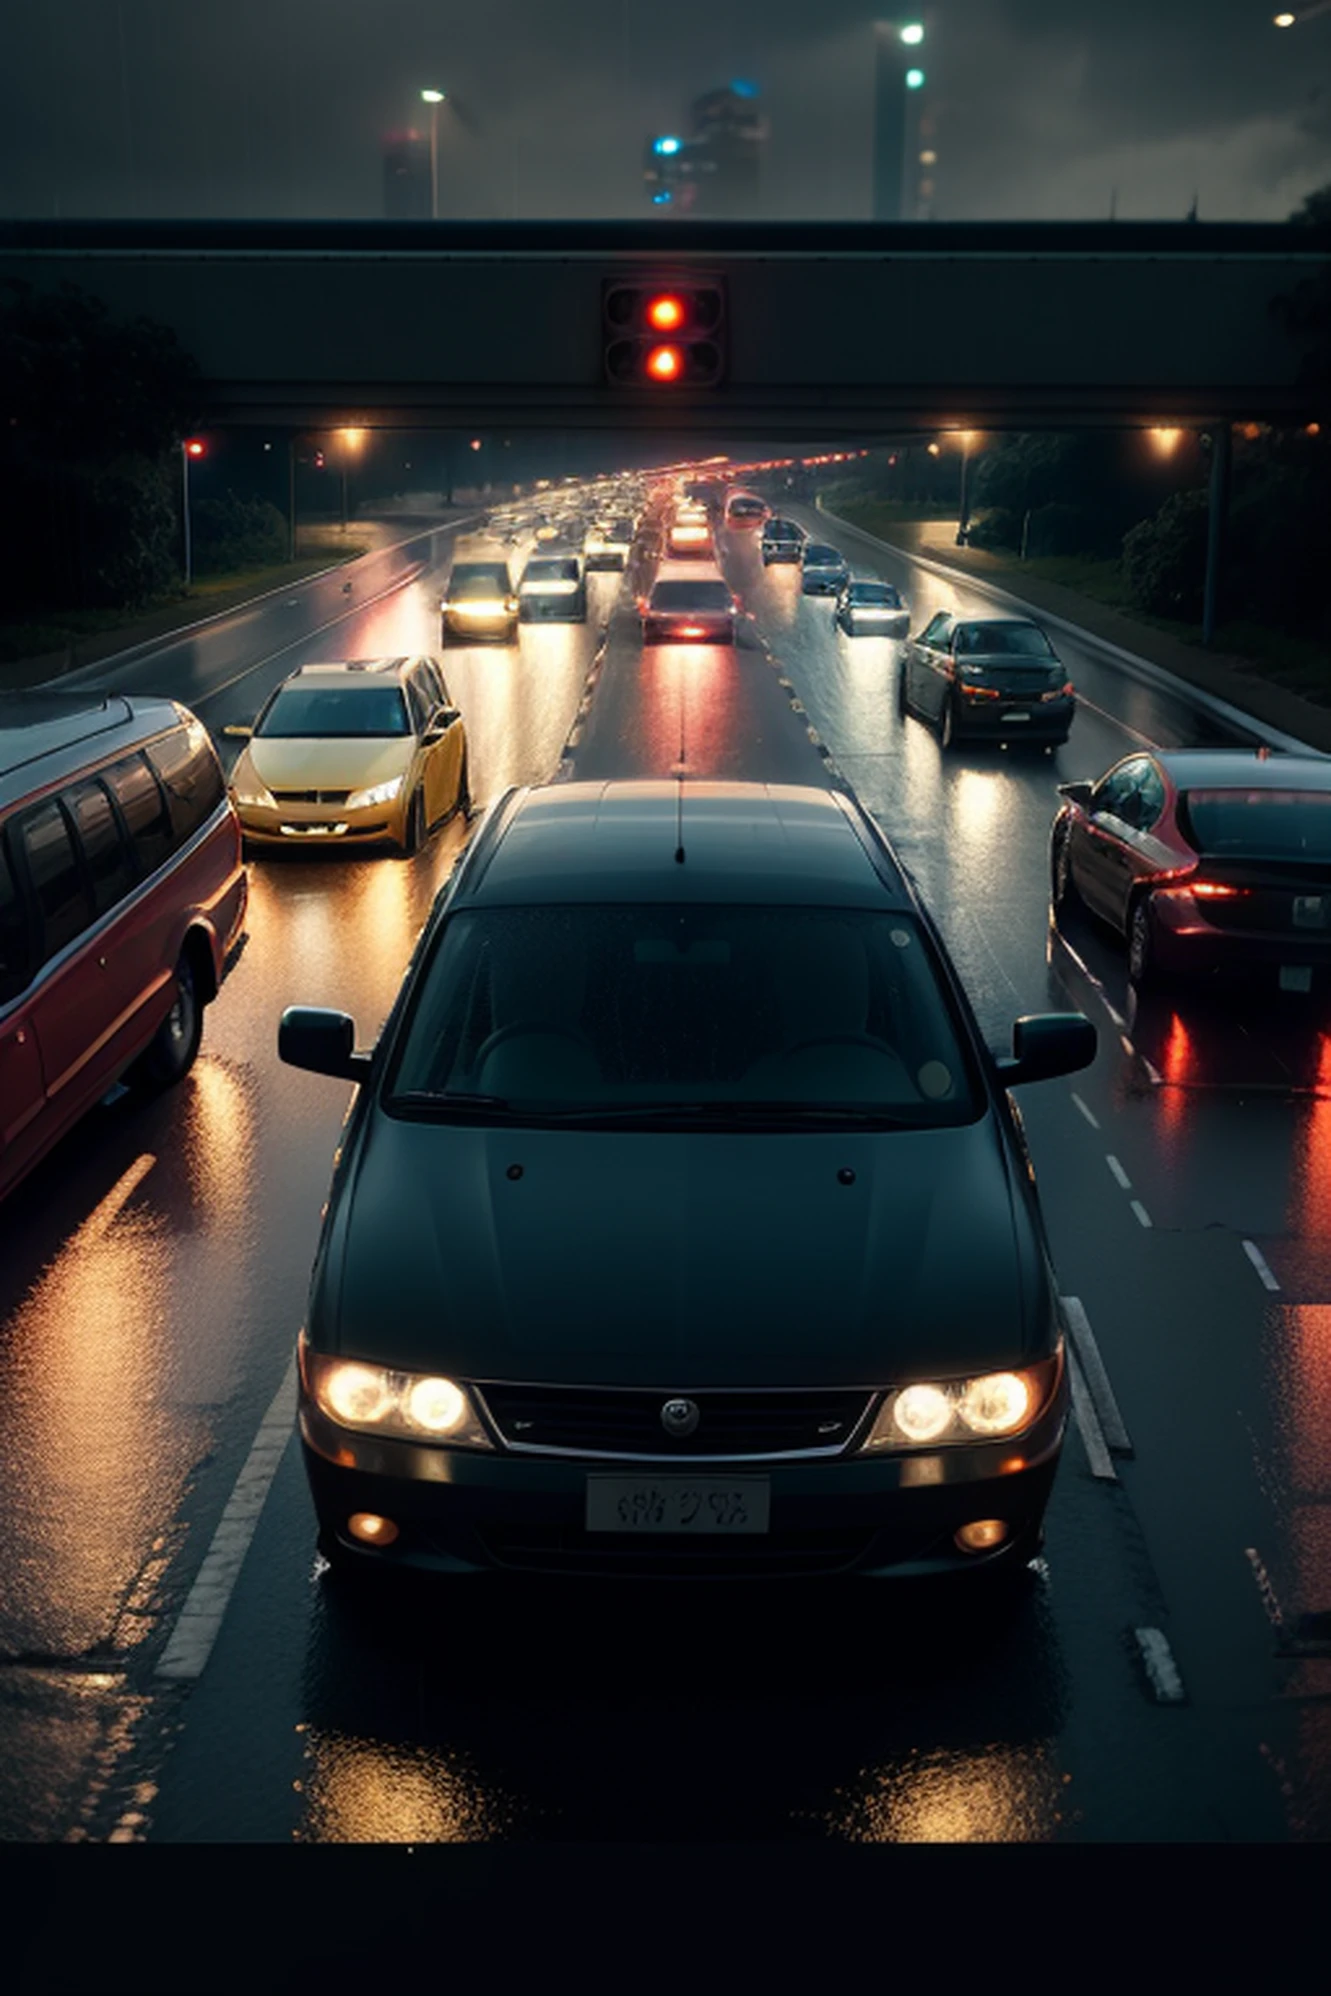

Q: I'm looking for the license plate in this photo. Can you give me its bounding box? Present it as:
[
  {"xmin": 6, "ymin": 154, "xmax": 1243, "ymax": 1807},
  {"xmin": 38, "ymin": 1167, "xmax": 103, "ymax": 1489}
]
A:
[
  {"xmin": 1000, "ymin": 710, "xmax": 1031, "ymax": 723},
  {"xmin": 1293, "ymin": 896, "xmax": 1325, "ymax": 929},
  {"xmin": 1280, "ymin": 965, "xmax": 1313, "ymax": 992},
  {"xmin": 585, "ymin": 1475, "xmax": 770, "ymax": 1534}
]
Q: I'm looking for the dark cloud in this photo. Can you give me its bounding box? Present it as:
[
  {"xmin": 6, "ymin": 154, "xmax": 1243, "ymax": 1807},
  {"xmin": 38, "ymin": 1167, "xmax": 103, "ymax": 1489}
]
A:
[{"xmin": 0, "ymin": 1, "xmax": 1327, "ymax": 221}]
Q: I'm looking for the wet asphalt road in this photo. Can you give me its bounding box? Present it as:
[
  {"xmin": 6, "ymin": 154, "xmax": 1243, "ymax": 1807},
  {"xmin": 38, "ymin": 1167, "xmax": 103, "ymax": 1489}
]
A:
[{"xmin": 4, "ymin": 502, "xmax": 1330, "ymax": 1904}]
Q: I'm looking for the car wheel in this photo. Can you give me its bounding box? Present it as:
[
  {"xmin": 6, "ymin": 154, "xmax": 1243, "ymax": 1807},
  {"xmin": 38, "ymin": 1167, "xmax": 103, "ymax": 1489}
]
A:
[
  {"xmin": 939, "ymin": 697, "xmax": 958, "ymax": 749},
  {"xmin": 402, "ymin": 787, "xmax": 426, "ymax": 857},
  {"xmin": 132, "ymin": 949, "xmax": 203, "ymax": 1091},
  {"xmin": 454, "ymin": 747, "xmax": 472, "ymax": 820},
  {"xmin": 1127, "ymin": 898, "xmax": 1163, "ymax": 988},
  {"xmin": 896, "ymin": 667, "xmax": 910, "ymax": 720},
  {"xmin": 1051, "ymin": 826, "xmax": 1081, "ymax": 914}
]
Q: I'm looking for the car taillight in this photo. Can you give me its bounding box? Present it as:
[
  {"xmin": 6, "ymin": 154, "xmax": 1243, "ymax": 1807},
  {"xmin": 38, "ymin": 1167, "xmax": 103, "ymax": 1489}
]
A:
[
  {"xmin": 1155, "ymin": 879, "xmax": 1247, "ymax": 900},
  {"xmin": 1041, "ymin": 682, "xmax": 1076, "ymax": 702}
]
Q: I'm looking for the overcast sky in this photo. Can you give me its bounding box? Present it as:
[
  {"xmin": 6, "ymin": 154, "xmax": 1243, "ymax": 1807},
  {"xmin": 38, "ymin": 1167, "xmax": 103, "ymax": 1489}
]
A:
[{"xmin": 2, "ymin": 1, "xmax": 1328, "ymax": 223}]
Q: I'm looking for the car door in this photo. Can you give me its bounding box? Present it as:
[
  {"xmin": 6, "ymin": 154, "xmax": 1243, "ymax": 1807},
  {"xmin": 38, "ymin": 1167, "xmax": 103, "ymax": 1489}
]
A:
[
  {"xmin": 1073, "ymin": 759, "xmax": 1151, "ymax": 922},
  {"xmin": 0, "ymin": 834, "xmax": 46, "ymax": 1191},
  {"xmin": 911, "ymin": 613, "xmax": 953, "ymax": 718},
  {"xmin": 403, "ymin": 672, "xmax": 445, "ymax": 827}
]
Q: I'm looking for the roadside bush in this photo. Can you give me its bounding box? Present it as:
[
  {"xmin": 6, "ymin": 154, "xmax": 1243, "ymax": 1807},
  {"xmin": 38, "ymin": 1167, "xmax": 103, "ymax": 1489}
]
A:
[
  {"xmin": 1121, "ymin": 489, "xmax": 1209, "ymax": 619},
  {"xmin": 84, "ymin": 458, "xmax": 179, "ymax": 607},
  {"xmin": 193, "ymin": 492, "xmax": 288, "ymax": 574},
  {"xmin": 1024, "ymin": 501, "xmax": 1124, "ymax": 558},
  {"xmin": 965, "ymin": 506, "xmax": 1024, "ymax": 552}
]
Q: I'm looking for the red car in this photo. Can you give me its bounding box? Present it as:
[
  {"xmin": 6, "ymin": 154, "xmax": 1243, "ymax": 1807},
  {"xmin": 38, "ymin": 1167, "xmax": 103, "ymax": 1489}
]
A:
[
  {"xmin": 641, "ymin": 576, "xmax": 738, "ymax": 645},
  {"xmin": 1051, "ymin": 747, "xmax": 1331, "ymax": 992},
  {"xmin": 0, "ymin": 691, "xmax": 247, "ymax": 1199}
]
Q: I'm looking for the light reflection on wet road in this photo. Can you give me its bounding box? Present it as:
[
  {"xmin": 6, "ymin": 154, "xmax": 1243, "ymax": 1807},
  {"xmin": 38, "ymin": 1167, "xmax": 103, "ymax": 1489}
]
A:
[{"xmin": 3, "ymin": 500, "xmax": 1329, "ymax": 1854}]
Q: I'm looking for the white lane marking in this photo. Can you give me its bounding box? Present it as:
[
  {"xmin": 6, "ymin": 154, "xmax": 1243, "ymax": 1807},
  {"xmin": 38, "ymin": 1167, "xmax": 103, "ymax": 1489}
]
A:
[
  {"xmin": 1067, "ymin": 1348, "xmax": 1117, "ymax": 1481},
  {"xmin": 1071, "ymin": 1092, "xmax": 1100, "ymax": 1129},
  {"xmin": 1245, "ymin": 1546, "xmax": 1287, "ymax": 1633},
  {"xmin": 1130, "ymin": 1200, "xmax": 1153, "ymax": 1229},
  {"xmin": 75, "ymin": 1154, "xmax": 156, "ymax": 1248},
  {"xmin": 1134, "ymin": 1627, "xmax": 1186, "ymax": 1704},
  {"xmin": 1061, "ymin": 1297, "xmax": 1133, "ymax": 1454},
  {"xmin": 1142, "ymin": 1058, "xmax": 1164, "ymax": 1085},
  {"xmin": 1119, "ymin": 1035, "xmax": 1135, "ymax": 1059},
  {"xmin": 1242, "ymin": 1240, "xmax": 1282, "ymax": 1292},
  {"xmin": 154, "ymin": 1352, "xmax": 297, "ymax": 1682},
  {"xmin": 1106, "ymin": 1154, "xmax": 1132, "ymax": 1190}
]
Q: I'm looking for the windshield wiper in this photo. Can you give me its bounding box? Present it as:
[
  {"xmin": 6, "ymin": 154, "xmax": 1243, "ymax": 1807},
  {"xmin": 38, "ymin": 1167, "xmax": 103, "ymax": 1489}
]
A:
[{"xmin": 388, "ymin": 1090, "xmax": 513, "ymax": 1119}]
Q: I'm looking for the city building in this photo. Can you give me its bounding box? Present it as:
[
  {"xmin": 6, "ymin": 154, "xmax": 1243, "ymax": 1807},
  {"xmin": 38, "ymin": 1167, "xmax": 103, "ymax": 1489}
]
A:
[
  {"xmin": 644, "ymin": 82, "xmax": 767, "ymax": 217},
  {"xmin": 382, "ymin": 131, "xmax": 431, "ymax": 220},
  {"xmin": 872, "ymin": 19, "xmax": 935, "ymax": 222}
]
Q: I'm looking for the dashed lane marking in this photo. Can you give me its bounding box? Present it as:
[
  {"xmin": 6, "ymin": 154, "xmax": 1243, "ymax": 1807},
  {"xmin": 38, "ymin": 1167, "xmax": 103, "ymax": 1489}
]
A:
[
  {"xmin": 1067, "ymin": 1348, "xmax": 1117, "ymax": 1481},
  {"xmin": 154, "ymin": 1353, "xmax": 297, "ymax": 1682},
  {"xmin": 1071, "ymin": 1092, "xmax": 1100, "ymax": 1129},
  {"xmin": 1106, "ymin": 1154, "xmax": 1132, "ymax": 1190},
  {"xmin": 1130, "ymin": 1200, "xmax": 1153, "ymax": 1229},
  {"xmin": 1133, "ymin": 1627, "xmax": 1187, "ymax": 1703},
  {"xmin": 1242, "ymin": 1240, "xmax": 1281, "ymax": 1292},
  {"xmin": 1061, "ymin": 1296, "xmax": 1133, "ymax": 1455}
]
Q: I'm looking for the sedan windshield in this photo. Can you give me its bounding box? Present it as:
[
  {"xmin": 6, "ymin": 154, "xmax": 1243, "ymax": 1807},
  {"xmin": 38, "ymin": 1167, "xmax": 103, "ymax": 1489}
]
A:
[
  {"xmin": 387, "ymin": 905, "xmax": 979, "ymax": 1125},
  {"xmin": 850, "ymin": 584, "xmax": 899, "ymax": 604},
  {"xmin": 523, "ymin": 560, "xmax": 580, "ymax": 582},
  {"xmin": 650, "ymin": 582, "xmax": 732, "ymax": 610},
  {"xmin": 256, "ymin": 686, "xmax": 410, "ymax": 738},
  {"xmin": 954, "ymin": 623, "xmax": 1055, "ymax": 656},
  {"xmin": 804, "ymin": 547, "xmax": 840, "ymax": 564},
  {"xmin": 450, "ymin": 568, "xmax": 510, "ymax": 597}
]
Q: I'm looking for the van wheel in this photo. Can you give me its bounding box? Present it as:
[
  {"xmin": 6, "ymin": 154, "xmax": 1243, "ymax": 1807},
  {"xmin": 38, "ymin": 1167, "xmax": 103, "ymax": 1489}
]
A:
[
  {"xmin": 133, "ymin": 950, "xmax": 203, "ymax": 1091},
  {"xmin": 939, "ymin": 697, "xmax": 958, "ymax": 749},
  {"xmin": 454, "ymin": 749, "xmax": 472, "ymax": 820},
  {"xmin": 896, "ymin": 668, "xmax": 910, "ymax": 720}
]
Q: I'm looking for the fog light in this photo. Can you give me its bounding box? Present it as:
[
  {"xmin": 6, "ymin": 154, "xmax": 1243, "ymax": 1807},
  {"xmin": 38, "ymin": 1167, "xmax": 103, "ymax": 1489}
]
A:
[
  {"xmin": 347, "ymin": 1512, "xmax": 399, "ymax": 1546},
  {"xmin": 954, "ymin": 1519, "xmax": 1009, "ymax": 1553}
]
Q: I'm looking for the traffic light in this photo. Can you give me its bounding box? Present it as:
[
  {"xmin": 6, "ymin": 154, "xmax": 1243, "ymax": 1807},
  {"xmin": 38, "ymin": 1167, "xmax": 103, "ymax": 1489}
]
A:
[{"xmin": 602, "ymin": 280, "xmax": 727, "ymax": 388}]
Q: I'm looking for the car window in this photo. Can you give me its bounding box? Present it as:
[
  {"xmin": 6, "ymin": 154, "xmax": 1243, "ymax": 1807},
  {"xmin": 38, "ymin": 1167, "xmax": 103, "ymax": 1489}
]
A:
[
  {"xmin": 1135, "ymin": 763, "xmax": 1167, "ymax": 831},
  {"xmin": 1093, "ymin": 759, "xmax": 1149, "ymax": 825},
  {"xmin": 255, "ymin": 687, "xmax": 410, "ymax": 738},
  {"xmin": 388, "ymin": 905, "xmax": 979, "ymax": 1124},
  {"xmin": 0, "ymin": 836, "xmax": 32, "ymax": 1003},
  {"xmin": 524, "ymin": 559, "xmax": 580, "ymax": 580},
  {"xmin": 852, "ymin": 584, "xmax": 895, "ymax": 604},
  {"xmin": 15, "ymin": 799, "xmax": 93, "ymax": 965},
  {"xmin": 954, "ymin": 623, "xmax": 1055, "ymax": 656},
  {"xmin": 1178, "ymin": 788, "xmax": 1331, "ymax": 861},
  {"xmin": 649, "ymin": 581, "xmax": 733, "ymax": 609},
  {"xmin": 920, "ymin": 614, "xmax": 952, "ymax": 645},
  {"xmin": 450, "ymin": 566, "xmax": 511, "ymax": 596},
  {"xmin": 105, "ymin": 752, "xmax": 176, "ymax": 874},
  {"xmin": 65, "ymin": 778, "xmax": 138, "ymax": 916},
  {"xmin": 403, "ymin": 677, "xmax": 432, "ymax": 734},
  {"xmin": 147, "ymin": 722, "xmax": 226, "ymax": 843}
]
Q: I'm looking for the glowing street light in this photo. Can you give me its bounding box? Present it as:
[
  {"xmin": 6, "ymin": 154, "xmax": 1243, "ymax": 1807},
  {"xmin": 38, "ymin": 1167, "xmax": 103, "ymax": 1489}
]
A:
[
  {"xmin": 336, "ymin": 426, "xmax": 367, "ymax": 532},
  {"xmin": 181, "ymin": 438, "xmax": 205, "ymax": 585},
  {"xmin": 420, "ymin": 88, "xmax": 446, "ymax": 219},
  {"xmin": 905, "ymin": 68, "xmax": 926, "ymax": 89},
  {"xmin": 900, "ymin": 22, "xmax": 925, "ymax": 43},
  {"xmin": 1148, "ymin": 426, "xmax": 1183, "ymax": 456}
]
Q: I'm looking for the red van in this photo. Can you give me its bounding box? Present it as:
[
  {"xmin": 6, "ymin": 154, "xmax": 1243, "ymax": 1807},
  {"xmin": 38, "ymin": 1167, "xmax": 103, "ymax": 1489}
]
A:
[{"xmin": 0, "ymin": 691, "xmax": 247, "ymax": 1200}]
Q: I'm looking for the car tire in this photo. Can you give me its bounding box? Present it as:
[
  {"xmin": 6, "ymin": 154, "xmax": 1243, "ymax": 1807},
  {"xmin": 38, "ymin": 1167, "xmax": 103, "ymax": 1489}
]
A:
[
  {"xmin": 454, "ymin": 748, "xmax": 472, "ymax": 821},
  {"xmin": 896, "ymin": 667, "xmax": 910, "ymax": 720},
  {"xmin": 1127, "ymin": 897, "xmax": 1163, "ymax": 989},
  {"xmin": 131, "ymin": 948, "xmax": 204, "ymax": 1092},
  {"xmin": 403, "ymin": 787, "xmax": 426, "ymax": 857},
  {"xmin": 939, "ymin": 697, "xmax": 958, "ymax": 750},
  {"xmin": 1051, "ymin": 826, "xmax": 1082, "ymax": 914}
]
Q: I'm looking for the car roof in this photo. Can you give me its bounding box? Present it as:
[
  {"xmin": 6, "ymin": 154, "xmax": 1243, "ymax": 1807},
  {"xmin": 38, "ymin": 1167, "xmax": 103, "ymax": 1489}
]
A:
[
  {"xmin": 1151, "ymin": 749, "xmax": 1331, "ymax": 789},
  {"xmin": 288, "ymin": 658, "xmax": 415, "ymax": 683},
  {"xmin": 0, "ymin": 690, "xmax": 181, "ymax": 798},
  {"xmin": 457, "ymin": 781, "xmax": 912, "ymax": 909},
  {"xmin": 804, "ymin": 544, "xmax": 842, "ymax": 558}
]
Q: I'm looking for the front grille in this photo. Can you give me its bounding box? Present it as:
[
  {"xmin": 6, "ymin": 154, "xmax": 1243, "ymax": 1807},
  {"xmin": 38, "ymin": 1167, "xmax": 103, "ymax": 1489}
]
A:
[
  {"xmin": 476, "ymin": 1384, "xmax": 875, "ymax": 1460},
  {"xmin": 477, "ymin": 1523, "xmax": 877, "ymax": 1578},
  {"xmin": 270, "ymin": 789, "xmax": 352, "ymax": 805}
]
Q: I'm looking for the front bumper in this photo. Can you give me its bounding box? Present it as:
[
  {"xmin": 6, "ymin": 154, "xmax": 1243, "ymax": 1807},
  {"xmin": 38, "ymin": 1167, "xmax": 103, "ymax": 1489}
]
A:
[
  {"xmin": 519, "ymin": 595, "xmax": 587, "ymax": 621},
  {"xmin": 300, "ymin": 1388, "xmax": 1066, "ymax": 1581},
  {"xmin": 442, "ymin": 608, "xmax": 518, "ymax": 641},
  {"xmin": 234, "ymin": 798, "xmax": 405, "ymax": 847}
]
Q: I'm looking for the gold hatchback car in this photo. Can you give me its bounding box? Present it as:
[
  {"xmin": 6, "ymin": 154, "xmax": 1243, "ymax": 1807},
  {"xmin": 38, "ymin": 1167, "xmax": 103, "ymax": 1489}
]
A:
[{"xmin": 226, "ymin": 657, "xmax": 469, "ymax": 854}]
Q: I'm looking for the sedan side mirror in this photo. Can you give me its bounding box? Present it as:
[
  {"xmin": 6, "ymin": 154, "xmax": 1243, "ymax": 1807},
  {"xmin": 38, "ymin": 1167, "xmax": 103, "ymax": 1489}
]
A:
[
  {"xmin": 1057, "ymin": 781, "xmax": 1092, "ymax": 809},
  {"xmin": 994, "ymin": 1013, "xmax": 1096, "ymax": 1086},
  {"xmin": 423, "ymin": 708, "xmax": 461, "ymax": 741},
  {"xmin": 278, "ymin": 1007, "xmax": 372, "ymax": 1081}
]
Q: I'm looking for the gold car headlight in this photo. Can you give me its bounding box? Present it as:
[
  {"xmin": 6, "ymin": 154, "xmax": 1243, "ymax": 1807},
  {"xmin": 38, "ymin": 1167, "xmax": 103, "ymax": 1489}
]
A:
[
  {"xmin": 861, "ymin": 1347, "xmax": 1063, "ymax": 1452},
  {"xmin": 301, "ymin": 1341, "xmax": 494, "ymax": 1449},
  {"xmin": 231, "ymin": 773, "xmax": 276, "ymax": 810},
  {"xmin": 345, "ymin": 774, "xmax": 404, "ymax": 811}
]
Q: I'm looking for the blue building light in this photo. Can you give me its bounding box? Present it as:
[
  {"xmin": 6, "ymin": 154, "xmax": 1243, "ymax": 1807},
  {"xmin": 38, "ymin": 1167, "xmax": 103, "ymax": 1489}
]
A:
[
  {"xmin": 730, "ymin": 79, "xmax": 759, "ymax": 98},
  {"xmin": 905, "ymin": 68, "xmax": 926, "ymax": 89},
  {"xmin": 653, "ymin": 136, "xmax": 682, "ymax": 156},
  {"xmin": 652, "ymin": 190, "xmax": 674, "ymax": 204}
]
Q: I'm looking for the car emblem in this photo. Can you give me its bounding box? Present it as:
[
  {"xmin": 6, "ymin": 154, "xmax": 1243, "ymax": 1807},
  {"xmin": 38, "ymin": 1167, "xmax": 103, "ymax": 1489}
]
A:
[{"xmin": 661, "ymin": 1397, "xmax": 701, "ymax": 1438}]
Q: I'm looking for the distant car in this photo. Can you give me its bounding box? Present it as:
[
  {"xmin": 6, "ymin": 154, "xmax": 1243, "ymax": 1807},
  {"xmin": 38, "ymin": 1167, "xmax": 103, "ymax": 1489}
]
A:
[
  {"xmin": 800, "ymin": 544, "xmax": 850, "ymax": 595},
  {"xmin": 1051, "ymin": 748, "xmax": 1331, "ymax": 993},
  {"xmin": 441, "ymin": 561, "xmax": 519, "ymax": 644},
  {"xmin": 724, "ymin": 491, "xmax": 769, "ymax": 529},
  {"xmin": 280, "ymin": 778, "xmax": 1095, "ymax": 1586},
  {"xmin": 665, "ymin": 519, "xmax": 717, "ymax": 561},
  {"xmin": 834, "ymin": 579, "xmax": 909, "ymax": 636},
  {"xmin": 761, "ymin": 519, "xmax": 807, "ymax": 565},
  {"xmin": 642, "ymin": 575, "xmax": 738, "ymax": 644},
  {"xmin": 584, "ymin": 520, "xmax": 635, "ymax": 571},
  {"xmin": 899, "ymin": 614, "xmax": 1075, "ymax": 750},
  {"xmin": 227, "ymin": 657, "xmax": 469, "ymax": 855},
  {"xmin": 518, "ymin": 555, "xmax": 588, "ymax": 623}
]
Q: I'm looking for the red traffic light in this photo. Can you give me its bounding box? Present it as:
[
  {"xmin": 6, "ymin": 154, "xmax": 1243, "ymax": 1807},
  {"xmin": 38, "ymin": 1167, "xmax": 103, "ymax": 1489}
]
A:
[
  {"xmin": 645, "ymin": 344, "xmax": 684, "ymax": 382},
  {"xmin": 646, "ymin": 293, "xmax": 686, "ymax": 332},
  {"xmin": 602, "ymin": 279, "xmax": 726, "ymax": 387},
  {"xmin": 184, "ymin": 439, "xmax": 206, "ymax": 458}
]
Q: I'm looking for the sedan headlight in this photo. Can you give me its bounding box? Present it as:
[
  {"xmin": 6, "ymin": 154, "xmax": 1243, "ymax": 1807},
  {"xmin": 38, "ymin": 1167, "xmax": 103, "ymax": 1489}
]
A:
[
  {"xmin": 301, "ymin": 1343, "xmax": 495, "ymax": 1449},
  {"xmin": 231, "ymin": 773, "xmax": 275, "ymax": 810},
  {"xmin": 860, "ymin": 1347, "xmax": 1063, "ymax": 1451},
  {"xmin": 345, "ymin": 774, "xmax": 404, "ymax": 811}
]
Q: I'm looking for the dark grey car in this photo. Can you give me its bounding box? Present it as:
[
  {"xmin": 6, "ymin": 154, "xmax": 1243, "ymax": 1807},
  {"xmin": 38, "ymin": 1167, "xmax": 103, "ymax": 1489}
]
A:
[
  {"xmin": 899, "ymin": 613, "xmax": 1076, "ymax": 749},
  {"xmin": 280, "ymin": 780, "xmax": 1094, "ymax": 1587}
]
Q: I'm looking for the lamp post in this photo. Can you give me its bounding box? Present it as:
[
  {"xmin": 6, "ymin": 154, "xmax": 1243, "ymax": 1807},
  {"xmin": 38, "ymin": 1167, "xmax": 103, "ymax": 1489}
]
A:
[
  {"xmin": 181, "ymin": 438, "xmax": 205, "ymax": 585},
  {"xmin": 421, "ymin": 90, "xmax": 445, "ymax": 219},
  {"xmin": 337, "ymin": 427, "xmax": 366, "ymax": 532},
  {"xmin": 952, "ymin": 430, "xmax": 978, "ymax": 544}
]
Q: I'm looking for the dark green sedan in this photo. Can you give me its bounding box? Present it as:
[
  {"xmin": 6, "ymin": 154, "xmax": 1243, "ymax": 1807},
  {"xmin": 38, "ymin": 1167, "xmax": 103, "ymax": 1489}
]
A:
[{"xmin": 281, "ymin": 780, "xmax": 1094, "ymax": 1587}]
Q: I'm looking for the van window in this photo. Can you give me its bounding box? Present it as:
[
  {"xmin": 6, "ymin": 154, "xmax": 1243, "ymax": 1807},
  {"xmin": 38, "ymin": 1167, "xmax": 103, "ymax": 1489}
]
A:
[
  {"xmin": 16, "ymin": 800, "xmax": 93, "ymax": 964},
  {"xmin": 147, "ymin": 724, "xmax": 226, "ymax": 844},
  {"xmin": 106, "ymin": 753, "xmax": 175, "ymax": 873},
  {"xmin": 0, "ymin": 839, "xmax": 31, "ymax": 1003},
  {"xmin": 66, "ymin": 779, "xmax": 137, "ymax": 915}
]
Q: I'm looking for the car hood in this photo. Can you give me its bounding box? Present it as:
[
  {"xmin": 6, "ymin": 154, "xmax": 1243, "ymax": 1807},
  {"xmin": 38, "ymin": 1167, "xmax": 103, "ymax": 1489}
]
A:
[
  {"xmin": 245, "ymin": 737, "xmax": 413, "ymax": 789},
  {"xmin": 313, "ymin": 1114, "xmax": 1047, "ymax": 1387}
]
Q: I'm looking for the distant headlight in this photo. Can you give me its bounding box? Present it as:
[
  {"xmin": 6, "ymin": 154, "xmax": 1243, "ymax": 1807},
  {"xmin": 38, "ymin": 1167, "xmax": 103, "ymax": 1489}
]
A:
[
  {"xmin": 522, "ymin": 578, "xmax": 580, "ymax": 595},
  {"xmin": 346, "ymin": 774, "xmax": 404, "ymax": 810},
  {"xmin": 231, "ymin": 775, "xmax": 275, "ymax": 810},
  {"xmin": 860, "ymin": 1348, "xmax": 1063, "ymax": 1451},
  {"xmin": 302, "ymin": 1343, "xmax": 494, "ymax": 1449}
]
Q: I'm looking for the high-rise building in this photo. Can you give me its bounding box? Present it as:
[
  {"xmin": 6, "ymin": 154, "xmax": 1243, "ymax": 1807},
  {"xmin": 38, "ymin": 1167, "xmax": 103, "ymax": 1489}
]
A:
[
  {"xmin": 872, "ymin": 20, "xmax": 933, "ymax": 221},
  {"xmin": 644, "ymin": 82, "xmax": 767, "ymax": 217},
  {"xmin": 382, "ymin": 131, "xmax": 431, "ymax": 219}
]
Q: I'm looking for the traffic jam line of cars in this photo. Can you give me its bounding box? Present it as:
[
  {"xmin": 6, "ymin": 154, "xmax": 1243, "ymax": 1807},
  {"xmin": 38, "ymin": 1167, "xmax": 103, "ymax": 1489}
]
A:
[{"xmin": 7, "ymin": 469, "xmax": 1331, "ymax": 1614}]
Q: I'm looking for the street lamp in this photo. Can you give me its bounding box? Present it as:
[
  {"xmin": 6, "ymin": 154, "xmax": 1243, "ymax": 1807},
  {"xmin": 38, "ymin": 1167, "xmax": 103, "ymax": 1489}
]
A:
[
  {"xmin": 181, "ymin": 438, "xmax": 205, "ymax": 585},
  {"xmin": 421, "ymin": 89, "xmax": 445, "ymax": 219},
  {"xmin": 337, "ymin": 427, "xmax": 366, "ymax": 532},
  {"xmin": 952, "ymin": 430, "xmax": 979, "ymax": 543},
  {"xmin": 1274, "ymin": 6, "xmax": 1331, "ymax": 24}
]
